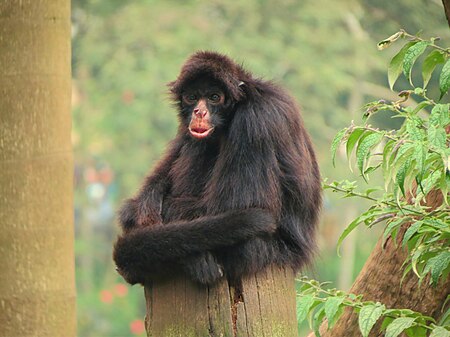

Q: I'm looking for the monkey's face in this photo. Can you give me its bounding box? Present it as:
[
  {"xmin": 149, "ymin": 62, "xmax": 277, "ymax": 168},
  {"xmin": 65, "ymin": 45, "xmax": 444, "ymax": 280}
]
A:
[{"xmin": 180, "ymin": 77, "xmax": 231, "ymax": 140}]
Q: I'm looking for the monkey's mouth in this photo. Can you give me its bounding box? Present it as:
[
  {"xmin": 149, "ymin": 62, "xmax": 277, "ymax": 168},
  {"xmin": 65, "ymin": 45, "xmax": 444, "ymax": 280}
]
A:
[{"xmin": 189, "ymin": 127, "xmax": 215, "ymax": 139}]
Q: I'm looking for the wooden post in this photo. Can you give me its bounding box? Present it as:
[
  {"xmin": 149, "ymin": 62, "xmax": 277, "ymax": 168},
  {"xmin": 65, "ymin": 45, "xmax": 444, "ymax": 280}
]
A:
[{"xmin": 144, "ymin": 265, "xmax": 298, "ymax": 337}]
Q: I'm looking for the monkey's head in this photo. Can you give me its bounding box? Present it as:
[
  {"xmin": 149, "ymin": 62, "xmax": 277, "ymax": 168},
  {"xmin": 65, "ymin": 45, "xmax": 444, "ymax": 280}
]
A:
[{"xmin": 169, "ymin": 51, "xmax": 251, "ymax": 140}]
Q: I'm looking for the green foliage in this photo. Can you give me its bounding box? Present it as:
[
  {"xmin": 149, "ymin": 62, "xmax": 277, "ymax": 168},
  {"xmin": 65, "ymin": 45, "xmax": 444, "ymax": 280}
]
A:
[
  {"xmin": 358, "ymin": 303, "xmax": 384, "ymax": 337},
  {"xmin": 302, "ymin": 31, "xmax": 450, "ymax": 336},
  {"xmin": 297, "ymin": 277, "xmax": 449, "ymax": 337}
]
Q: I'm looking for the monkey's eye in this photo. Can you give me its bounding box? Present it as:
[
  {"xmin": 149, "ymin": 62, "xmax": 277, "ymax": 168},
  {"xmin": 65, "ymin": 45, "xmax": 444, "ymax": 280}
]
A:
[
  {"xmin": 183, "ymin": 94, "xmax": 198, "ymax": 104},
  {"xmin": 208, "ymin": 93, "xmax": 222, "ymax": 103}
]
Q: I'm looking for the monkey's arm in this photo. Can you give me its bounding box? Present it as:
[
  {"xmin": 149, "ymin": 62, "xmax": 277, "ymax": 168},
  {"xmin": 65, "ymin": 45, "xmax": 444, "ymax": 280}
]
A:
[
  {"xmin": 119, "ymin": 137, "xmax": 184, "ymax": 233},
  {"xmin": 113, "ymin": 208, "xmax": 275, "ymax": 285}
]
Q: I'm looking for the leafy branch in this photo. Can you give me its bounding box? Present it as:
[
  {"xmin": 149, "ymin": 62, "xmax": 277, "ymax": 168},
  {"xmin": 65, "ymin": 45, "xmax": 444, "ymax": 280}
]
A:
[
  {"xmin": 303, "ymin": 30, "xmax": 450, "ymax": 336},
  {"xmin": 297, "ymin": 277, "xmax": 450, "ymax": 337}
]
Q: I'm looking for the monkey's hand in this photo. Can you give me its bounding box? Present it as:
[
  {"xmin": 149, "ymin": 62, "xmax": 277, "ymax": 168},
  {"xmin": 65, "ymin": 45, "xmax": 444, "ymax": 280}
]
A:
[
  {"xmin": 183, "ymin": 252, "xmax": 224, "ymax": 286},
  {"xmin": 118, "ymin": 198, "xmax": 163, "ymax": 233},
  {"xmin": 113, "ymin": 233, "xmax": 149, "ymax": 285}
]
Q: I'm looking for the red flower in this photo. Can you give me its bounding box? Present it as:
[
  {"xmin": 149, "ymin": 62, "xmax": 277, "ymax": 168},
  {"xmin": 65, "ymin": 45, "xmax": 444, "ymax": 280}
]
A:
[
  {"xmin": 130, "ymin": 319, "xmax": 145, "ymax": 335},
  {"xmin": 122, "ymin": 90, "xmax": 135, "ymax": 104},
  {"xmin": 99, "ymin": 290, "xmax": 113, "ymax": 304},
  {"xmin": 114, "ymin": 283, "xmax": 128, "ymax": 297}
]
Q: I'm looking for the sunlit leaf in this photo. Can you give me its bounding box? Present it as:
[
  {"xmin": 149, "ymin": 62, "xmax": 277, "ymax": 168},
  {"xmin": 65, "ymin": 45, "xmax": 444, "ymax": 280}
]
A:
[
  {"xmin": 358, "ymin": 304, "xmax": 384, "ymax": 337},
  {"xmin": 424, "ymin": 251, "xmax": 450, "ymax": 285},
  {"xmin": 388, "ymin": 42, "xmax": 417, "ymax": 90},
  {"xmin": 402, "ymin": 41, "xmax": 429, "ymax": 86},
  {"xmin": 422, "ymin": 50, "xmax": 446, "ymax": 88},
  {"xmin": 346, "ymin": 128, "xmax": 366, "ymax": 169},
  {"xmin": 429, "ymin": 104, "xmax": 450, "ymax": 127},
  {"xmin": 313, "ymin": 306, "xmax": 326, "ymax": 337},
  {"xmin": 412, "ymin": 100, "xmax": 432, "ymax": 115},
  {"xmin": 338, "ymin": 209, "xmax": 392, "ymax": 253},
  {"xmin": 413, "ymin": 143, "xmax": 426, "ymax": 183},
  {"xmin": 428, "ymin": 125, "xmax": 447, "ymax": 149},
  {"xmin": 296, "ymin": 295, "xmax": 315, "ymax": 323},
  {"xmin": 385, "ymin": 317, "xmax": 416, "ymax": 337},
  {"xmin": 331, "ymin": 128, "xmax": 348, "ymax": 167},
  {"xmin": 406, "ymin": 119, "xmax": 425, "ymax": 141},
  {"xmin": 356, "ymin": 132, "xmax": 384, "ymax": 178},
  {"xmin": 383, "ymin": 217, "xmax": 406, "ymax": 246},
  {"xmin": 402, "ymin": 221, "xmax": 422, "ymax": 247},
  {"xmin": 440, "ymin": 59, "xmax": 450, "ymax": 100},
  {"xmin": 396, "ymin": 160, "xmax": 409, "ymax": 196},
  {"xmin": 324, "ymin": 296, "xmax": 345, "ymax": 329},
  {"xmin": 430, "ymin": 326, "xmax": 450, "ymax": 337}
]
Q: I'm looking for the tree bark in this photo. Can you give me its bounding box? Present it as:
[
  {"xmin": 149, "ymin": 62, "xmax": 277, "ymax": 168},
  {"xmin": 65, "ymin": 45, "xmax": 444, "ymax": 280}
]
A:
[
  {"xmin": 0, "ymin": 1, "xmax": 75, "ymax": 337},
  {"xmin": 144, "ymin": 265, "xmax": 298, "ymax": 337},
  {"xmin": 442, "ymin": 0, "xmax": 450, "ymax": 26}
]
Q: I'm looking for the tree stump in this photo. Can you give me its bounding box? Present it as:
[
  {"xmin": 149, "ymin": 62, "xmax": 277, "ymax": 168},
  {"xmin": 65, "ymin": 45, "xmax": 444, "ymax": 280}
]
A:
[{"xmin": 144, "ymin": 265, "xmax": 298, "ymax": 337}]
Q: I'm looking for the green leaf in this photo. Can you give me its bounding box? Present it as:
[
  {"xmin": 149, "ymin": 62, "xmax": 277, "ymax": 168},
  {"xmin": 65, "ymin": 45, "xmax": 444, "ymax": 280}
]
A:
[
  {"xmin": 412, "ymin": 100, "xmax": 432, "ymax": 115},
  {"xmin": 420, "ymin": 170, "xmax": 442, "ymax": 197},
  {"xmin": 428, "ymin": 125, "xmax": 447, "ymax": 149},
  {"xmin": 346, "ymin": 128, "xmax": 366, "ymax": 164},
  {"xmin": 324, "ymin": 296, "xmax": 345, "ymax": 329},
  {"xmin": 430, "ymin": 104, "xmax": 450, "ymax": 127},
  {"xmin": 388, "ymin": 42, "xmax": 417, "ymax": 90},
  {"xmin": 312, "ymin": 306, "xmax": 326, "ymax": 337},
  {"xmin": 397, "ymin": 157, "xmax": 412, "ymax": 196},
  {"xmin": 383, "ymin": 217, "xmax": 406, "ymax": 246},
  {"xmin": 381, "ymin": 317, "xmax": 395, "ymax": 331},
  {"xmin": 337, "ymin": 216, "xmax": 363, "ymax": 254},
  {"xmin": 424, "ymin": 251, "xmax": 450, "ymax": 285},
  {"xmin": 413, "ymin": 143, "xmax": 426, "ymax": 183},
  {"xmin": 422, "ymin": 50, "xmax": 446, "ymax": 88},
  {"xmin": 331, "ymin": 128, "xmax": 348, "ymax": 167},
  {"xmin": 385, "ymin": 317, "xmax": 416, "ymax": 337},
  {"xmin": 356, "ymin": 132, "xmax": 384, "ymax": 178},
  {"xmin": 430, "ymin": 326, "xmax": 450, "ymax": 337},
  {"xmin": 296, "ymin": 295, "xmax": 315, "ymax": 323},
  {"xmin": 391, "ymin": 142, "xmax": 414, "ymax": 197},
  {"xmin": 405, "ymin": 326, "xmax": 428, "ymax": 337},
  {"xmin": 402, "ymin": 221, "xmax": 422, "ymax": 247},
  {"xmin": 382, "ymin": 139, "xmax": 395, "ymax": 183},
  {"xmin": 358, "ymin": 304, "xmax": 384, "ymax": 337},
  {"xmin": 406, "ymin": 119, "xmax": 425, "ymax": 141},
  {"xmin": 391, "ymin": 142, "xmax": 415, "ymax": 167},
  {"xmin": 402, "ymin": 41, "xmax": 429, "ymax": 85},
  {"xmin": 440, "ymin": 58, "xmax": 450, "ymax": 100},
  {"xmin": 338, "ymin": 209, "xmax": 389, "ymax": 252}
]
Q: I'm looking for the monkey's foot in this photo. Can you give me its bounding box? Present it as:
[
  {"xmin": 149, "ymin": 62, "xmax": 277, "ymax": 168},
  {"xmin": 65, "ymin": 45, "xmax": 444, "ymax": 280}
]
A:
[{"xmin": 184, "ymin": 252, "xmax": 223, "ymax": 286}]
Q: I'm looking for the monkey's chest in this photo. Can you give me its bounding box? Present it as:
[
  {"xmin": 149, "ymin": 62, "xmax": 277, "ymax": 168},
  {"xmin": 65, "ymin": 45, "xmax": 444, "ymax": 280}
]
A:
[{"xmin": 163, "ymin": 148, "xmax": 218, "ymax": 222}]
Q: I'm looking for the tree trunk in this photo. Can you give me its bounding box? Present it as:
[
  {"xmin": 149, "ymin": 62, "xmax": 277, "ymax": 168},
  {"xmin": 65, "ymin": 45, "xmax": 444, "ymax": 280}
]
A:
[
  {"xmin": 0, "ymin": 1, "xmax": 75, "ymax": 337},
  {"xmin": 442, "ymin": 0, "xmax": 450, "ymax": 26},
  {"xmin": 144, "ymin": 265, "xmax": 298, "ymax": 337}
]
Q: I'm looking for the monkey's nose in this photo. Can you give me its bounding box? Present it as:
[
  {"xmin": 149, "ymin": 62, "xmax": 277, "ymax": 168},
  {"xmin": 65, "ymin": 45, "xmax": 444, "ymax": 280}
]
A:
[{"xmin": 194, "ymin": 108, "xmax": 207, "ymax": 118}]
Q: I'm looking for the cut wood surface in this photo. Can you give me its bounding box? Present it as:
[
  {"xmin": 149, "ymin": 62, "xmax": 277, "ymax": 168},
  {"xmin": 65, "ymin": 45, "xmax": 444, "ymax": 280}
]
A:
[{"xmin": 145, "ymin": 265, "xmax": 298, "ymax": 337}]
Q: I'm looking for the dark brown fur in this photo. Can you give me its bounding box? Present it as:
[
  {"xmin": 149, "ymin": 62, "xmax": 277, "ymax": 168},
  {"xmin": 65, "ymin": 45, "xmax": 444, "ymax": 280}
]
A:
[{"xmin": 113, "ymin": 51, "xmax": 322, "ymax": 285}]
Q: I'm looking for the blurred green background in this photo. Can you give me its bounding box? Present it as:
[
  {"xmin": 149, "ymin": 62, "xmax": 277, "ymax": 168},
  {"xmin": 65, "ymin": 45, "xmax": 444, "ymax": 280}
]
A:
[{"xmin": 70, "ymin": 1, "xmax": 449, "ymax": 336}]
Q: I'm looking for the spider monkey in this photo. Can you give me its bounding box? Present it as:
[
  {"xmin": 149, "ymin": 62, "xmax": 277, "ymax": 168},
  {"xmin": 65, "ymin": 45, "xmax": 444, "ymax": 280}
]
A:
[{"xmin": 113, "ymin": 51, "xmax": 322, "ymax": 286}]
